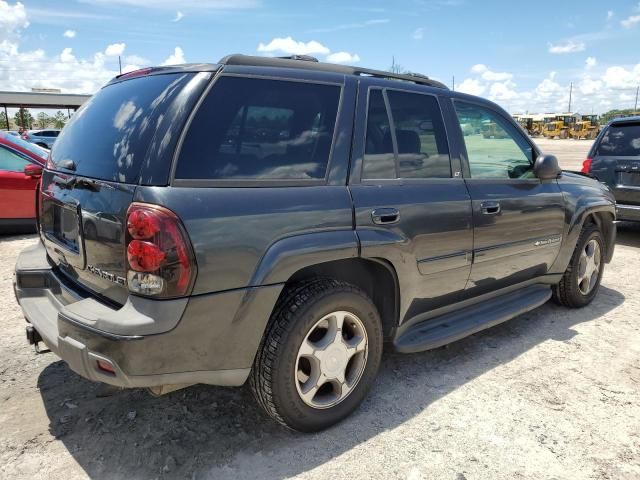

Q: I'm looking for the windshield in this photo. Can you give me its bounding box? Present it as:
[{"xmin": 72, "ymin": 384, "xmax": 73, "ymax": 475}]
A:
[
  {"xmin": 49, "ymin": 72, "xmax": 196, "ymax": 183},
  {"xmin": 0, "ymin": 131, "xmax": 49, "ymax": 160}
]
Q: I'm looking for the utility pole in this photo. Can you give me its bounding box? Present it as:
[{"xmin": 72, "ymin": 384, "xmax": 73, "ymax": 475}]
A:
[
  {"xmin": 568, "ymin": 82, "xmax": 573, "ymax": 113},
  {"xmin": 118, "ymin": 55, "xmax": 122, "ymax": 75},
  {"xmin": 452, "ymin": 75, "xmax": 455, "ymax": 91},
  {"xmin": 635, "ymin": 85, "xmax": 639, "ymax": 113}
]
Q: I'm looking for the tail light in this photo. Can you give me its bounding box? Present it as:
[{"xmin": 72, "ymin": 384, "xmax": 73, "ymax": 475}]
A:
[
  {"xmin": 581, "ymin": 158, "xmax": 593, "ymax": 174},
  {"xmin": 125, "ymin": 203, "xmax": 196, "ymax": 298}
]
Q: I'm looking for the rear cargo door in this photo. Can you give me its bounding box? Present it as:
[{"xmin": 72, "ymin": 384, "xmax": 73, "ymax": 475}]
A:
[
  {"xmin": 592, "ymin": 122, "xmax": 640, "ymax": 206},
  {"xmin": 40, "ymin": 71, "xmax": 209, "ymax": 305}
]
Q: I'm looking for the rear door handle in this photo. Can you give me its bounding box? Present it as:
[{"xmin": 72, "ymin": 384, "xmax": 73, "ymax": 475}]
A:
[
  {"xmin": 371, "ymin": 208, "xmax": 400, "ymax": 225},
  {"xmin": 480, "ymin": 201, "xmax": 501, "ymax": 215}
]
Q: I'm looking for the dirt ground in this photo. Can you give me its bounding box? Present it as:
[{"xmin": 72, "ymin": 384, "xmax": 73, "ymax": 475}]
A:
[
  {"xmin": 1, "ymin": 148, "xmax": 639, "ymax": 479},
  {"xmin": 534, "ymin": 137, "xmax": 593, "ymax": 171}
]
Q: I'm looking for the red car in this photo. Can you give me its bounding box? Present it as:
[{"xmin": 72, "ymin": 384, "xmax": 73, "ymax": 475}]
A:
[{"xmin": 0, "ymin": 131, "xmax": 48, "ymax": 232}]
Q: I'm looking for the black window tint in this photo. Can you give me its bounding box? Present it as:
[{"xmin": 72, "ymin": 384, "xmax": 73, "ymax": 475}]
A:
[
  {"xmin": 50, "ymin": 73, "xmax": 195, "ymax": 183},
  {"xmin": 363, "ymin": 90, "xmax": 395, "ymax": 179},
  {"xmin": 596, "ymin": 124, "xmax": 640, "ymax": 157},
  {"xmin": 362, "ymin": 89, "xmax": 451, "ymax": 179},
  {"xmin": 387, "ymin": 90, "xmax": 451, "ymax": 178},
  {"xmin": 176, "ymin": 76, "xmax": 341, "ymax": 180}
]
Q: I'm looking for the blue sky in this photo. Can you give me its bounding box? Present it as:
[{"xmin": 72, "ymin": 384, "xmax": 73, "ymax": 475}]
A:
[{"xmin": 2, "ymin": 0, "xmax": 640, "ymax": 114}]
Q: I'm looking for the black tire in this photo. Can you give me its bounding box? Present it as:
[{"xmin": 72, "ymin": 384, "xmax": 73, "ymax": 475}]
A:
[
  {"xmin": 250, "ymin": 279, "xmax": 383, "ymax": 432},
  {"xmin": 553, "ymin": 222, "xmax": 605, "ymax": 308}
]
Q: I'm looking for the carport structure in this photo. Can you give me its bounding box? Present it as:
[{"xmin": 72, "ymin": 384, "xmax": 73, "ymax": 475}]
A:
[{"xmin": 0, "ymin": 90, "xmax": 92, "ymax": 130}]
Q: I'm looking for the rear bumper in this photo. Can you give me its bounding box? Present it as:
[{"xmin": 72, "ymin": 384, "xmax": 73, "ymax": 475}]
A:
[
  {"xmin": 616, "ymin": 203, "xmax": 640, "ymax": 222},
  {"xmin": 14, "ymin": 242, "xmax": 283, "ymax": 389}
]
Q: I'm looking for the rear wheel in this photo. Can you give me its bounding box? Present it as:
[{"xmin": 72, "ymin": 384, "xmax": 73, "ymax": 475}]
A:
[
  {"xmin": 553, "ymin": 223, "xmax": 605, "ymax": 308},
  {"xmin": 250, "ymin": 279, "xmax": 383, "ymax": 432}
]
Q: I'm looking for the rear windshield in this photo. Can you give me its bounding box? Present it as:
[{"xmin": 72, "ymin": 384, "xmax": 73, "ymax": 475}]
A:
[
  {"xmin": 175, "ymin": 76, "xmax": 341, "ymax": 181},
  {"xmin": 596, "ymin": 123, "xmax": 640, "ymax": 157},
  {"xmin": 49, "ymin": 73, "xmax": 196, "ymax": 183}
]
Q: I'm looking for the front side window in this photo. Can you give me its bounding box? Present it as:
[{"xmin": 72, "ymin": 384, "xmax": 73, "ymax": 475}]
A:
[
  {"xmin": 363, "ymin": 89, "xmax": 451, "ymax": 179},
  {"xmin": 454, "ymin": 101, "xmax": 533, "ymax": 179},
  {"xmin": 175, "ymin": 76, "xmax": 341, "ymax": 180},
  {"xmin": 0, "ymin": 147, "xmax": 30, "ymax": 172}
]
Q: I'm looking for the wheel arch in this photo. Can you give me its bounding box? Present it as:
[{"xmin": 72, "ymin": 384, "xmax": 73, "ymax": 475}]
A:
[{"xmin": 285, "ymin": 257, "xmax": 400, "ymax": 340}]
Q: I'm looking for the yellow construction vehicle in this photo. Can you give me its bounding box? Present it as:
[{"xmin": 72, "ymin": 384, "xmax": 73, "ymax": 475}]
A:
[
  {"xmin": 542, "ymin": 114, "xmax": 577, "ymax": 139},
  {"xmin": 481, "ymin": 121, "xmax": 509, "ymax": 139},
  {"xmin": 570, "ymin": 114, "xmax": 600, "ymax": 140}
]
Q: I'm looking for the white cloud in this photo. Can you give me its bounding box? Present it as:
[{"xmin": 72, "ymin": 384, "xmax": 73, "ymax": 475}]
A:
[
  {"xmin": 412, "ymin": 27, "xmax": 424, "ymax": 40},
  {"xmin": 172, "ymin": 10, "xmax": 184, "ymax": 22},
  {"xmin": 325, "ymin": 51, "xmax": 360, "ymax": 64},
  {"xmin": 548, "ymin": 40, "xmax": 585, "ymax": 54},
  {"xmin": 306, "ymin": 18, "xmax": 389, "ymax": 33},
  {"xmin": 105, "ymin": 42, "xmax": 125, "ymax": 56},
  {"xmin": 489, "ymin": 80, "xmax": 518, "ymax": 101},
  {"xmin": 602, "ymin": 64, "xmax": 640, "ymax": 89},
  {"xmin": 79, "ymin": 0, "xmax": 258, "ymax": 9},
  {"xmin": 0, "ymin": 5, "xmax": 179, "ymax": 95},
  {"xmin": 621, "ymin": 15, "xmax": 640, "ymax": 28},
  {"xmin": 607, "ymin": 10, "xmax": 614, "ymax": 20},
  {"xmin": 161, "ymin": 46, "xmax": 185, "ymax": 65},
  {"xmin": 470, "ymin": 63, "xmax": 512, "ymax": 81},
  {"xmin": 585, "ymin": 56, "xmax": 596, "ymax": 69},
  {"xmin": 457, "ymin": 78, "xmax": 485, "ymax": 96},
  {"xmin": 257, "ymin": 37, "xmax": 330, "ymax": 56},
  {"xmin": 0, "ymin": 1, "xmax": 29, "ymax": 33},
  {"xmin": 63, "ymin": 29, "xmax": 76, "ymax": 38},
  {"xmin": 59, "ymin": 47, "xmax": 75, "ymax": 63}
]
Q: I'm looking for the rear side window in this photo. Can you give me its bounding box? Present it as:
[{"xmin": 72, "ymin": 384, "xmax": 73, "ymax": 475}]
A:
[
  {"xmin": 596, "ymin": 123, "xmax": 640, "ymax": 157},
  {"xmin": 363, "ymin": 89, "xmax": 451, "ymax": 179},
  {"xmin": 50, "ymin": 73, "xmax": 196, "ymax": 183},
  {"xmin": 175, "ymin": 76, "xmax": 341, "ymax": 180}
]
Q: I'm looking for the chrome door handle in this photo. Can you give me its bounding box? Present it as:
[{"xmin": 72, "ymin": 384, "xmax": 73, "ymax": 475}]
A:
[
  {"xmin": 480, "ymin": 201, "xmax": 501, "ymax": 215},
  {"xmin": 371, "ymin": 208, "xmax": 400, "ymax": 225}
]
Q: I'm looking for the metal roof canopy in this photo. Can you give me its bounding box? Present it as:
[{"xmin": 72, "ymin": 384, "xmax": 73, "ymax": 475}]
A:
[{"xmin": 0, "ymin": 90, "xmax": 91, "ymax": 109}]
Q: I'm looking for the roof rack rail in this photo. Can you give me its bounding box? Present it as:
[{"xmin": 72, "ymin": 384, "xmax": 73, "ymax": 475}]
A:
[
  {"xmin": 277, "ymin": 55, "xmax": 319, "ymax": 62},
  {"xmin": 217, "ymin": 54, "xmax": 448, "ymax": 90}
]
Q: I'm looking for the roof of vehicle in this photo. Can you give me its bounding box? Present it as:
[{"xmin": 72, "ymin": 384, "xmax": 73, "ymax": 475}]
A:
[
  {"xmin": 108, "ymin": 54, "xmax": 448, "ymax": 90},
  {"xmin": 607, "ymin": 115, "xmax": 640, "ymax": 126},
  {"xmin": 28, "ymin": 129, "xmax": 61, "ymax": 133},
  {"xmin": 0, "ymin": 131, "xmax": 48, "ymax": 163}
]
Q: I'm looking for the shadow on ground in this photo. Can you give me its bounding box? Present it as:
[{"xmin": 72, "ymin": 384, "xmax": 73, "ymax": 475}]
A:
[
  {"xmin": 616, "ymin": 221, "xmax": 640, "ymax": 248},
  {"xmin": 36, "ymin": 285, "xmax": 625, "ymax": 480}
]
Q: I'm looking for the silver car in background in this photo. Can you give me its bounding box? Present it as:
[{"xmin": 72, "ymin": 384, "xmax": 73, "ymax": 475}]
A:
[{"xmin": 22, "ymin": 129, "xmax": 61, "ymax": 149}]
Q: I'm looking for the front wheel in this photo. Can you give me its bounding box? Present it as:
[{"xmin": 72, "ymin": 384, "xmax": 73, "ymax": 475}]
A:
[
  {"xmin": 250, "ymin": 279, "xmax": 383, "ymax": 432},
  {"xmin": 553, "ymin": 223, "xmax": 605, "ymax": 308}
]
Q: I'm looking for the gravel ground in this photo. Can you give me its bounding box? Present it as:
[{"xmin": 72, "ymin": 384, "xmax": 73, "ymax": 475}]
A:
[
  {"xmin": 533, "ymin": 137, "xmax": 593, "ymax": 171},
  {"xmin": 1, "ymin": 189, "xmax": 639, "ymax": 478}
]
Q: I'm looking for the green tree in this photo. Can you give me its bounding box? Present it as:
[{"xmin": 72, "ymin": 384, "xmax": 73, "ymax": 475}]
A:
[
  {"xmin": 0, "ymin": 111, "xmax": 9, "ymax": 130},
  {"xmin": 52, "ymin": 111, "xmax": 67, "ymax": 129},
  {"xmin": 37, "ymin": 112, "xmax": 50, "ymax": 129},
  {"xmin": 13, "ymin": 107, "xmax": 34, "ymax": 130},
  {"xmin": 600, "ymin": 109, "xmax": 638, "ymax": 124}
]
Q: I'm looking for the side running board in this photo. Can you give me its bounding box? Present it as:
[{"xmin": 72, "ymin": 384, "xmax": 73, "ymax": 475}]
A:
[{"xmin": 394, "ymin": 285, "xmax": 552, "ymax": 354}]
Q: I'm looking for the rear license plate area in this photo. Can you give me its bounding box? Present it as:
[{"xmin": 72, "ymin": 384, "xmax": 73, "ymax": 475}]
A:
[
  {"xmin": 618, "ymin": 171, "xmax": 640, "ymax": 187},
  {"xmin": 50, "ymin": 202, "xmax": 80, "ymax": 253}
]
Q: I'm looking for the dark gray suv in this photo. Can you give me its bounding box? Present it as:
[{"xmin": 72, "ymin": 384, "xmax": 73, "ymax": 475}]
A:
[
  {"xmin": 14, "ymin": 55, "xmax": 616, "ymax": 432},
  {"xmin": 583, "ymin": 116, "xmax": 640, "ymax": 222}
]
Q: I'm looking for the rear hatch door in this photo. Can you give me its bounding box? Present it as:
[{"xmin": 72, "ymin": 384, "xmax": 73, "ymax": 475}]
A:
[
  {"xmin": 592, "ymin": 121, "xmax": 640, "ymax": 205},
  {"xmin": 40, "ymin": 70, "xmax": 210, "ymax": 305}
]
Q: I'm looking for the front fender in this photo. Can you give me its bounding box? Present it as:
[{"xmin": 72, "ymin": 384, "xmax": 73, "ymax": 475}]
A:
[
  {"xmin": 550, "ymin": 195, "xmax": 615, "ymax": 274},
  {"xmin": 249, "ymin": 229, "xmax": 359, "ymax": 286}
]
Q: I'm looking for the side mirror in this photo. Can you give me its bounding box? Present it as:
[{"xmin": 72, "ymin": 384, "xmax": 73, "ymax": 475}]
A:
[
  {"xmin": 24, "ymin": 163, "xmax": 43, "ymax": 177},
  {"xmin": 533, "ymin": 154, "xmax": 561, "ymax": 180}
]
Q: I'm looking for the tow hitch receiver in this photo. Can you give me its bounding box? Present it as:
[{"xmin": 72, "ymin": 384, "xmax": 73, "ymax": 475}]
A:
[{"xmin": 25, "ymin": 325, "xmax": 45, "ymax": 353}]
